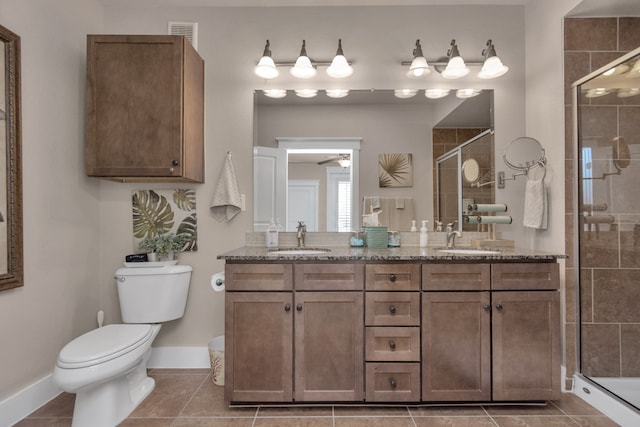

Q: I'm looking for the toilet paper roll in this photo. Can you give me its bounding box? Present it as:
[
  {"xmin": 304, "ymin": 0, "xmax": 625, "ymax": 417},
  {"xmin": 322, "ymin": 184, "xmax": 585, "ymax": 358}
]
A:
[
  {"xmin": 477, "ymin": 215, "xmax": 512, "ymax": 224},
  {"xmin": 211, "ymin": 272, "xmax": 225, "ymax": 292},
  {"xmin": 468, "ymin": 203, "xmax": 508, "ymax": 213},
  {"xmin": 464, "ymin": 215, "xmax": 481, "ymax": 224}
]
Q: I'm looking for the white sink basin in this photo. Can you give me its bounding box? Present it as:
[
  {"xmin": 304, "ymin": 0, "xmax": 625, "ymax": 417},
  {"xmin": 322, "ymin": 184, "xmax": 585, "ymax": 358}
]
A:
[
  {"xmin": 438, "ymin": 248, "xmax": 500, "ymax": 255},
  {"xmin": 267, "ymin": 248, "xmax": 331, "ymax": 256}
]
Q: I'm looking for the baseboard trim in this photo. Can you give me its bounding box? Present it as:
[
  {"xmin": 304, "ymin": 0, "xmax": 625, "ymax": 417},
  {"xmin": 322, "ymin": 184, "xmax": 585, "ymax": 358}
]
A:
[
  {"xmin": 0, "ymin": 346, "xmax": 211, "ymax": 425},
  {"xmin": 573, "ymin": 374, "xmax": 640, "ymax": 427}
]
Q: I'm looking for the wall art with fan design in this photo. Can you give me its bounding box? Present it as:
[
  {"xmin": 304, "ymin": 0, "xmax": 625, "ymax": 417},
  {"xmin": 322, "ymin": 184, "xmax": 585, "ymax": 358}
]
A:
[{"xmin": 379, "ymin": 153, "xmax": 413, "ymax": 188}]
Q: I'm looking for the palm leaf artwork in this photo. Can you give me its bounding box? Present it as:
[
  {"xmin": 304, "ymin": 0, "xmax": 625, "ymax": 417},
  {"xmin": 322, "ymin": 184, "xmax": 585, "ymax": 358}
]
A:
[
  {"xmin": 177, "ymin": 213, "xmax": 198, "ymax": 251},
  {"xmin": 132, "ymin": 190, "xmax": 175, "ymax": 239},
  {"xmin": 378, "ymin": 153, "xmax": 413, "ymax": 188},
  {"xmin": 173, "ymin": 189, "xmax": 196, "ymax": 211}
]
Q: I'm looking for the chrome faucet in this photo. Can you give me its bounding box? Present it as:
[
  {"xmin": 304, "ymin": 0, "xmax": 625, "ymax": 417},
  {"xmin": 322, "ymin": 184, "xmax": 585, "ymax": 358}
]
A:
[
  {"xmin": 296, "ymin": 221, "xmax": 307, "ymax": 248},
  {"xmin": 446, "ymin": 221, "xmax": 462, "ymax": 249}
]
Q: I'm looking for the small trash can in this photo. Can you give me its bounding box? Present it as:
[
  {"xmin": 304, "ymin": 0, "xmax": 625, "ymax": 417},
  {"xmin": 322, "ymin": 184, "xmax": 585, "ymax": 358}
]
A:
[{"xmin": 208, "ymin": 335, "xmax": 225, "ymax": 386}]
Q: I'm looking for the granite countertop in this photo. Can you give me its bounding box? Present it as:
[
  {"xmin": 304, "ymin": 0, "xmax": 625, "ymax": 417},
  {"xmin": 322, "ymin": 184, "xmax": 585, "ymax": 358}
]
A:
[{"xmin": 217, "ymin": 245, "xmax": 566, "ymax": 262}]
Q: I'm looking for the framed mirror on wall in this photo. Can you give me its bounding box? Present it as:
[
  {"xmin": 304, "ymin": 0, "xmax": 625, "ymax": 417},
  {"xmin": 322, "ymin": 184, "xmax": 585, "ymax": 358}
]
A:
[{"xmin": 0, "ymin": 23, "xmax": 23, "ymax": 292}]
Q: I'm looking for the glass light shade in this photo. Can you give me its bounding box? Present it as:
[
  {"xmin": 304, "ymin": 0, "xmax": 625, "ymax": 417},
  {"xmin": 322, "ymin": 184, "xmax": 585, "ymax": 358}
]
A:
[
  {"xmin": 407, "ymin": 56, "xmax": 431, "ymax": 78},
  {"xmin": 263, "ymin": 89, "xmax": 287, "ymax": 98},
  {"xmin": 338, "ymin": 158, "xmax": 351, "ymax": 168},
  {"xmin": 294, "ymin": 89, "xmax": 318, "ymax": 98},
  {"xmin": 602, "ymin": 64, "xmax": 629, "ymax": 76},
  {"xmin": 456, "ymin": 88, "xmax": 481, "ymax": 99},
  {"xmin": 290, "ymin": 55, "xmax": 317, "ymax": 79},
  {"xmin": 617, "ymin": 88, "xmax": 640, "ymax": 98},
  {"xmin": 326, "ymin": 55, "xmax": 353, "ymax": 78},
  {"xmin": 442, "ymin": 56, "xmax": 470, "ymax": 79},
  {"xmin": 394, "ymin": 89, "xmax": 418, "ymax": 99},
  {"xmin": 326, "ymin": 89, "xmax": 349, "ymax": 98},
  {"xmin": 254, "ymin": 56, "xmax": 279, "ymax": 79},
  {"xmin": 478, "ymin": 56, "xmax": 509, "ymax": 79},
  {"xmin": 424, "ymin": 89, "xmax": 450, "ymax": 99},
  {"xmin": 585, "ymin": 88, "xmax": 610, "ymax": 98}
]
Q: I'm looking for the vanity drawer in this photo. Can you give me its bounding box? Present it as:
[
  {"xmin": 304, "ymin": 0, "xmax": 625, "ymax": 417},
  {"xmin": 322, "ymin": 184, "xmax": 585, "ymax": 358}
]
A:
[
  {"xmin": 422, "ymin": 264, "xmax": 490, "ymax": 291},
  {"xmin": 492, "ymin": 263, "xmax": 559, "ymax": 290},
  {"xmin": 365, "ymin": 362, "xmax": 420, "ymax": 402},
  {"xmin": 365, "ymin": 292, "xmax": 420, "ymax": 326},
  {"xmin": 365, "ymin": 327, "xmax": 420, "ymax": 361},
  {"xmin": 225, "ymin": 263, "xmax": 293, "ymax": 291},
  {"xmin": 366, "ymin": 264, "xmax": 420, "ymax": 291},
  {"xmin": 294, "ymin": 263, "xmax": 364, "ymax": 291}
]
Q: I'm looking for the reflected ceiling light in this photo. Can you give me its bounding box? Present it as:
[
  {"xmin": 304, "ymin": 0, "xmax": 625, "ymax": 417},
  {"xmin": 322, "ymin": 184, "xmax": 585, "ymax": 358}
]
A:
[
  {"xmin": 628, "ymin": 59, "xmax": 640, "ymax": 77},
  {"xmin": 442, "ymin": 39, "xmax": 470, "ymax": 79},
  {"xmin": 456, "ymin": 88, "xmax": 481, "ymax": 99},
  {"xmin": 290, "ymin": 40, "xmax": 317, "ymax": 79},
  {"xmin": 263, "ymin": 89, "xmax": 287, "ymax": 98},
  {"xmin": 617, "ymin": 88, "xmax": 640, "ymax": 98},
  {"xmin": 326, "ymin": 89, "xmax": 350, "ymax": 98},
  {"xmin": 326, "ymin": 39, "xmax": 354, "ymax": 78},
  {"xmin": 254, "ymin": 40, "xmax": 279, "ymax": 80},
  {"xmin": 602, "ymin": 64, "xmax": 629, "ymax": 76},
  {"xmin": 294, "ymin": 89, "xmax": 318, "ymax": 98},
  {"xmin": 478, "ymin": 39, "xmax": 509, "ymax": 79},
  {"xmin": 394, "ymin": 89, "xmax": 418, "ymax": 99},
  {"xmin": 407, "ymin": 39, "xmax": 431, "ymax": 78},
  {"xmin": 585, "ymin": 88, "xmax": 610, "ymax": 98},
  {"xmin": 424, "ymin": 89, "xmax": 450, "ymax": 99},
  {"xmin": 338, "ymin": 157, "xmax": 351, "ymax": 168}
]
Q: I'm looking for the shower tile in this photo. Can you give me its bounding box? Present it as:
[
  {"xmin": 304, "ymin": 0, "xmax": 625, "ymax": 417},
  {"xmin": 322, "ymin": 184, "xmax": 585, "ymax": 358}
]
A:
[
  {"xmin": 621, "ymin": 324, "xmax": 640, "ymax": 376},
  {"xmin": 591, "ymin": 52, "xmax": 630, "ymax": 72},
  {"xmin": 620, "ymin": 107, "xmax": 640, "ymax": 147},
  {"xmin": 564, "ymin": 215, "xmax": 574, "ymax": 269},
  {"xmin": 566, "ymin": 270, "xmax": 577, "ymax": 324},
  {"xmin": 619, "ymin": 18, "xmax": 640, "ymax": 51},
  {"xmin": 564, "ymin": 51, "xmax": 590, "ymax": 105},
  {"xmin": 593, "ymin": 269, "xmax": 640, "ymax": 323},
  {"xmin": 581, "ymin": 323, "xmax": 620, "ymax": 377},
  {"xmin": 620, "ymin": 228, "xmax": 640, "ymax": 268},
  {"xmin": 564, "ymin": 18, "xmax": 617, "ymax": 52},
  {"xmin": 578, "ymin": 106, "xmax": 618, "ymax": 150},
  {"xmin": 579, "ymin": 231, "xmax": 618, "ymax": 269},
  {"xmin": 565, "ymin": 323, "xmax": 577, "ymax": 381},
  {"xmin": 580, "ymin": 268, "xmax": 593, "ymax": 323}
]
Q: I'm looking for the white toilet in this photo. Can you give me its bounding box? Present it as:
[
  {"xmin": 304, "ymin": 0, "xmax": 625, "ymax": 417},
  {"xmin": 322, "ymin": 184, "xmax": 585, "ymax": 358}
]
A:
[{"xmin": 53, "ymin": 264, "xmax": 192, "ymax": 427}]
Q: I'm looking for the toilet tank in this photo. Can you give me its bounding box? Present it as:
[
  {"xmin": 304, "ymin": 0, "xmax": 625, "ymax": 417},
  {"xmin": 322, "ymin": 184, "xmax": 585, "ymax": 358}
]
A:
[{"xmin": 115, "ymin": 265, "xmax": 192, "ymax": 323}]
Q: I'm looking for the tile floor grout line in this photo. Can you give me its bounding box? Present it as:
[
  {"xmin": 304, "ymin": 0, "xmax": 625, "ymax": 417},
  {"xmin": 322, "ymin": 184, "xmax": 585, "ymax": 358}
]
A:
[
  {"xmin": 407, "ymin": 405, "xmax": 418, "ymax": 427},
  {"xmin": 174, "ymin": 371, "xmax": 212, "ymax": 419}
]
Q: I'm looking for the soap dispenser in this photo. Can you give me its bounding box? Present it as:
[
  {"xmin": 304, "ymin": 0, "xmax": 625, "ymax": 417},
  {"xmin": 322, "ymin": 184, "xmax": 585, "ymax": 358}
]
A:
[
  {"xmin": 410, "ymin": 220, "xmax": 417, "ymax": 232},
  {"xmin": 265, "ymin": 218, "xmax": 279, "ymax": 248},
  {"xmin": 419, "ymin": 220, "xmax": 429, "ymax": 248}
]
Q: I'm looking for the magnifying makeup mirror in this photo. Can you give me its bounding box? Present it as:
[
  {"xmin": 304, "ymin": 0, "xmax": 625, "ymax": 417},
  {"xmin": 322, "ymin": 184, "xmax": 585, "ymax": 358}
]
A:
[
  {"xmin": 503, "ymin": 137, "xmax": 546, "ymax": 171},
  {"xmin": 612, "ymin": 136, "xmax": 630, "ymax": 170},
  {"xmin": 462, "ymin": 158, "xmax": 481, "ymax": 184}
]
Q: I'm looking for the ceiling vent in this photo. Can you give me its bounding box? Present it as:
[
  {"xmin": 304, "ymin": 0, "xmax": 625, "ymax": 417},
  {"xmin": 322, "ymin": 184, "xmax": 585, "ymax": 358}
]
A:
[{"xmin": 168, "ymin": 21, "xmax": 198, "ymax": 51}]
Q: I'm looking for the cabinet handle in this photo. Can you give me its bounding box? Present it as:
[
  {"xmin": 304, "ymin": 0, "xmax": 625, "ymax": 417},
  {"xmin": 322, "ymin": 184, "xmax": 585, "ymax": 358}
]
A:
[
  {"xmin": 389, "ymin": 340, "xmax": 396, "ymax": 350},
  {"xmin": 389, "ymin": 378, "xmax": 397, "ymax": 389},
  {"xmin": 172, "ymin": 159, "xmax": 179, "ymax": 166},
  {"xmin": 389, "ymin": 305, "xmax": 397, "ymax": 314},
  {"xmin": 496, "ymin": 304, "xmax": 503, "ymax": 311},
  {"xmin": 389, "ymin": 274, "xmax": 397, "ymax": 282},
  {"xmin": 483, "ymin": 304, "xmax": 491, "ymax": 312},
  {"xmin": 296, "ymin": 304, "xmax": 303, "ymax": 312},
  {"xmin": 284, "ymin": 304, "xmax": 291, "ymax": 312}
]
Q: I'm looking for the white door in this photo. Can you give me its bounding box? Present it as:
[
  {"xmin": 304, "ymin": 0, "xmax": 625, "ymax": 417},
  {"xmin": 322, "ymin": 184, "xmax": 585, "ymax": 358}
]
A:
[
  {"xmin": 253, "ymin": 146, "xmax": 286, "ymax": 231},
  {"xmin": 287, "ymin": 180, "xmax": 319, "ymax": 232}
]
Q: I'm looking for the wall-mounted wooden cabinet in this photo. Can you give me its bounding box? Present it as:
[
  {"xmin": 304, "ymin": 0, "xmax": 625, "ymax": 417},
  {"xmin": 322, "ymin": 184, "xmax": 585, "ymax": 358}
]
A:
[{"xmin": 85, "ymin": 35, "xmax": 204, "ymax": 182}]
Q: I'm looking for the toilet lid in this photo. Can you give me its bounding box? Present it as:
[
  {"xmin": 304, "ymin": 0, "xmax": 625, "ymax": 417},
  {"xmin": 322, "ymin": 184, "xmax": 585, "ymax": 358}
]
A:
[{"xmin": 57, "ymin": 324, "xmax": 154, "ymax": 369}]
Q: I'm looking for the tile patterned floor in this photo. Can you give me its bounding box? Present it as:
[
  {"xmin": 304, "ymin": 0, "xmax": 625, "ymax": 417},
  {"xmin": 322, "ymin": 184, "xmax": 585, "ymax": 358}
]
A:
[{"xmin": 15, "ymin": 369, "xmax": 621, "ymax": 427}]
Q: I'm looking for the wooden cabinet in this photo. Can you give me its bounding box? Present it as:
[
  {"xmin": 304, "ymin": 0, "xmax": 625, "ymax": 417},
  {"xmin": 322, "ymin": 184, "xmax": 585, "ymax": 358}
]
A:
[
  {"xmin": 85, "ymin": 35, "xmax": 204, "ymax": 182},
  {"xmin": 422, "ymin": 262, "xmax": 561, "ymax": 402}
]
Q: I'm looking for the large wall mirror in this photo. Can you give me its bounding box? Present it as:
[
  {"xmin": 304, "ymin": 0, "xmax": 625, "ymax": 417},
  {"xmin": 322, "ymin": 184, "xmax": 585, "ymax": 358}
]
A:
[
  {"xmin": 0, "ymin": 24, "xmax": 23, "ymax": 291},
  {"xmin": 253, "ymin": 89, "xmax": 493, "ymax": 233}
]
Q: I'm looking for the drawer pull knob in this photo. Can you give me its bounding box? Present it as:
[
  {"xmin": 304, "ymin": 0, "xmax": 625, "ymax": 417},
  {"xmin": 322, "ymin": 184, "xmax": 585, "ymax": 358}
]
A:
[
  {"xmin": 389, "ymin": 274, "xmax": 397, "ymax": 282},
  {"xmin": 496, "ymin": 304, "xmax": 503, "ymax": 311},
  {"xmin": 389, "ymin": 305, "xmax": 397, "ymax": 314},
  {"xmin": 389, "ymin": 378, "xmax": 397, "ymax": 389},
  {"xmin": 284, "ymin": 304, "xmax": 291, "ymax": 312},
  {"xmin": 389, "ymin": 340, "xmax": 396, "ymax": 350},
  {"xmin": 483, "ymin": 304, "xmax": 491, "ymax": 312},
  {"xmin": 296, "ymin": 304, "xmax": 303, "ymax": 312}
]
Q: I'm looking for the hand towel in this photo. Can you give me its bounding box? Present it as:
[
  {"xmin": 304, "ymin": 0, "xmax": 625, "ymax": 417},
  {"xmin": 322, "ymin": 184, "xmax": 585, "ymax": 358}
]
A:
[
  {"xmin": 523, "ymin": 178, "xmax": 547, "ymax": 229},
  {"xmin": 395, "ymin": 198, "xmax": 405, "ymax": 209},
  {"xmin": 211, "ymin": 153, "xmax": 242, "ymax": 222}
]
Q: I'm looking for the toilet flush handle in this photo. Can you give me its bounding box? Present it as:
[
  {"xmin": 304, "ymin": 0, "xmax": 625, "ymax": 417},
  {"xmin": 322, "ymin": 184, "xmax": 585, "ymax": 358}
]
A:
[{"xmin": 115, "ymin": 276, "xmax": 125, "ymax": 282}]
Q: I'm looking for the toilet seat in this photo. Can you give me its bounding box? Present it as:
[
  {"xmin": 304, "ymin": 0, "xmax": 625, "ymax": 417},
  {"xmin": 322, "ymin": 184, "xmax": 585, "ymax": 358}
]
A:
[{"xmin": 57, "ymin": 324, "xmax": 154, "ymax": 369}]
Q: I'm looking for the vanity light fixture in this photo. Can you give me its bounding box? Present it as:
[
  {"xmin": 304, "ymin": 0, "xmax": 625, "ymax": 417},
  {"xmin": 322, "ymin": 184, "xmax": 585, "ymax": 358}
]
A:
[
  {"xmin": 326, "ymin": 89, "xmax": 350, "ymax": 98},
  {"xmin": 326, "ymin": 39, "xmax": 354, "ymax": 78},
  {"xmin": 442, "ymin": 39, "xmax": 470, "ymax": 79},
  {"xmin": 585, "ymin": 88, "xmax": 610, "ymax": 98},
  {"xmin": 478, "ymin": 39, "xmax": 509, "ymax": 79},
  {"xmin": 456, "ymin": 88, "xmax": 481, "ymax": 99},
  {"xmin": 407, "ymin": 39, "xmax": 431, "ymax": 78},
  {"xmin": 290, "ymin": 40, "xmax": 317, "ymax": 79},
  {"xmin": 295, "ymin": 89, "xmax": 318, "ymax": 98},
  {"xmin": 254, "ymin": 40, "xmax": 279, "ymax": 80},
  {"xmin": 263, "ymin": 89, "xmax": 287, "ymax": 99},
  {"xmin": 394, "ymin": 89, "xmax": 419, "ymax": 99},
  {"xmin": 424, "ymin": 88, "xmax": 450, "ymax": 99}
]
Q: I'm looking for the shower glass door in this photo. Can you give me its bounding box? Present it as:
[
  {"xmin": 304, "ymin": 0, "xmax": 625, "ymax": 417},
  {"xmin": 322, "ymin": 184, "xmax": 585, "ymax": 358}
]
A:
[{"xmin": 575, "ymin": 46, "xmax": 640, "ymax": 410}]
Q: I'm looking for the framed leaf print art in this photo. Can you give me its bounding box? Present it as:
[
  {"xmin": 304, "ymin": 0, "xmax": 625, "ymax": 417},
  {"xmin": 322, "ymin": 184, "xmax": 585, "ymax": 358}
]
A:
[{"xmin": 379, "ymin": 153, "xmax": 413, "ymax": 188}]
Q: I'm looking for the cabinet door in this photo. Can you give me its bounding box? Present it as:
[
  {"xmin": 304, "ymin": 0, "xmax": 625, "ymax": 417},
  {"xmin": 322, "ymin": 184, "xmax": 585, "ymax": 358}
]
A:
[
  {"xmin": 422, "ymin": 292, "xmax": 491, "ymax": 401},
  {"xmin": 294, "ymin": 292, "xmax": 364, "ymax": 402},
  {"xmin": 225, "ymin": 292, "xmax": 293, "ymax": 402},
  {"xmin": 492, "ymin": 291, "xmax": 561, "ymax": 401}
]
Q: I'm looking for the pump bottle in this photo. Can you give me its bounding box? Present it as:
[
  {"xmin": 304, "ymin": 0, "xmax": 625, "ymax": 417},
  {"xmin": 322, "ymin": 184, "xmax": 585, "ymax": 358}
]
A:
[{"xmin": 419, "ymin": 220, "xmax": 429, "ymax": 248}]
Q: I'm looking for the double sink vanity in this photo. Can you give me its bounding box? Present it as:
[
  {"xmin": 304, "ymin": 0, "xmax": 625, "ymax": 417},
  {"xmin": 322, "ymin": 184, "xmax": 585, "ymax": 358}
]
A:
[{"xmin": 218, "ymin": 242, "xmax": 563, "ymax": 405}]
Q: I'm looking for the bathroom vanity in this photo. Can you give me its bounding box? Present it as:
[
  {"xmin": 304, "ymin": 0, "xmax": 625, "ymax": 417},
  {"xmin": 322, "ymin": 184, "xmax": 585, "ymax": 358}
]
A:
[{"xmin": 218, "ymin": 246, "xmax": 562, "ymax": 405}]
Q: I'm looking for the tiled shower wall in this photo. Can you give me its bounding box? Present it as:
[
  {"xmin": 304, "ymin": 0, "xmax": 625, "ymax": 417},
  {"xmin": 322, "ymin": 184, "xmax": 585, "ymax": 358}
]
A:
[{"xmin": 564, "ymin": 17, "xmax": 640, "ymax": 387}]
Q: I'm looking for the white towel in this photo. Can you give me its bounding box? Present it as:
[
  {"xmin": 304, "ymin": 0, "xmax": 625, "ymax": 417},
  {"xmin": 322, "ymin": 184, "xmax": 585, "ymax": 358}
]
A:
[
  {"xmin": 211, "ymin": 153, "xmax": 242, "ymax": 222},
  {"xmin": 395, "ymin": 198, "xmax": 405, "ymax": 209},
  {"xmin": 523, "ymin": 178, "xmax": 547, "ymax": 229}
]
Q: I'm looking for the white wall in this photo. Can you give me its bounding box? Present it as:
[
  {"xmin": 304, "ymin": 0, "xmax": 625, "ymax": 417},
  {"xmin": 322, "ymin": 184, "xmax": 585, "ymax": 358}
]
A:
[{"xmin": 0, "ymin": 0, "xmax": 103, "ymax": 401}]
